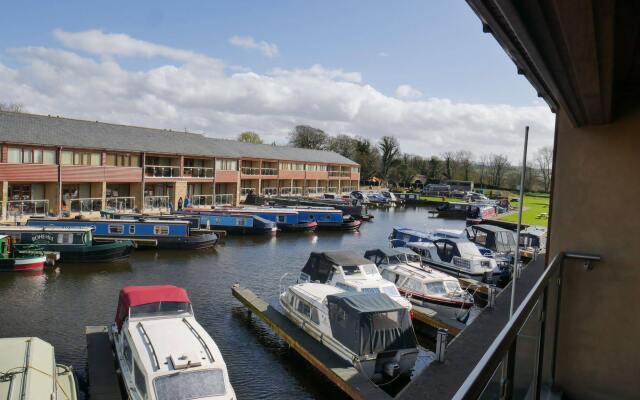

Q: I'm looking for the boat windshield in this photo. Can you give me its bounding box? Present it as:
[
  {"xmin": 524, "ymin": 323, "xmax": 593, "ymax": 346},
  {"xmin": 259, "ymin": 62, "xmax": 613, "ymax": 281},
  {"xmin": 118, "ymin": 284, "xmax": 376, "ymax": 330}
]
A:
[
  {"xmin": 361, "ymin": 264, "xmax": 379, "ymax": 275},
  {"xmin": 405, "ymin": 253, "xmax": 421, "ymax": 263},
  {"xmin": 130, "ymin": 302, "xmax": 192, "ymax": 319},
  {"xmin": 380, "ymin": 285, "xmax": 400, "ymax": 297},
  {"xmin": 154, "ymin": 369, "xmax": 226, "ymax": 400},
  {"xmin": 425, "ymin": 282, "xmax": 447, "ymax": 295},
  {"xmin": 443, "ymin": 280, "xmax": 462, "ymax": 293},
  {"xmin": 342, "ymin": 265, "xmax": 362, "ymax": 276}
]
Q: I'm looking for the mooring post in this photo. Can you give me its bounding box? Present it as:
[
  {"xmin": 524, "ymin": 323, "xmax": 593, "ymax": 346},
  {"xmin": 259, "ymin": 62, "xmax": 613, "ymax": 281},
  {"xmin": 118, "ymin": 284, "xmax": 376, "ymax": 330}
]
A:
[
  {"xmin": 487, "ymin": 286, "xmax": 496, "ymax": 309},
  {"xmin": 436, "ymin": 328, "xmax": 448, "ymax": 362}
]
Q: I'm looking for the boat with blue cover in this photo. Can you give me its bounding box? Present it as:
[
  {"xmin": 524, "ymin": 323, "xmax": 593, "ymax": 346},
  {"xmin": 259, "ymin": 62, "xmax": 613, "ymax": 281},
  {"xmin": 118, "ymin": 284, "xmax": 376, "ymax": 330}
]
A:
[
  {"xmin": 0, "ymin": 225, "xmax": 134, "ymax": 263},
  {"xmin": 181, "ymin": 207, "xmax": 317, "ymax": 232},
  {"xmin": 26, "ymin": 217, "xmax": 217, "ymax": 249},
  {"xmin": 176, "ymin": 210, "xmax": 277, "ymax": 235},
  {"xmin": 284, "ymin": 207, "xmax": 362, "ymax": 231}
]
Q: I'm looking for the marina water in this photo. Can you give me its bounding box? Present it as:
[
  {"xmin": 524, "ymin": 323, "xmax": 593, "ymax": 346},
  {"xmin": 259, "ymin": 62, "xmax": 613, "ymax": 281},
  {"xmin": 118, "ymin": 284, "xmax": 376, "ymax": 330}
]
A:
[{"xmin": 0, "ymin": 206, "xmax": 465, "ymax": 399}]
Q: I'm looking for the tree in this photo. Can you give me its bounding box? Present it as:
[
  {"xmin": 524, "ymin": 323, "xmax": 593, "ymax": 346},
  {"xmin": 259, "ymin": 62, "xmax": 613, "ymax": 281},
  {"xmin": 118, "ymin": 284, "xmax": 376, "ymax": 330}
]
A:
[
  {"xmin": 536, "ymin": 146, "xmax": 553, "ymax": 193},
  {"xmin": 0, "ymin": 102, "xmax": 24, "ymax": 112},
  {"xmin": 441, "ymin": 151, "xmax": 456, "ymax": 180},
  {"xmin": 327, "ymin": 134, "xmax": 357, "ymax": 159},
  {"xmin": 427, "ymin": 156, "xmax": 444, "ymax": 180},
  {"xmin": 455, "ymin": 150, "xmax": 473, "ymax": 181},
  {"xmin": 237, "ymin": 131, "xmax": 263, "ymax": 144},
  {"xmin": 288, "ymin": 125, "xmax": 329, "ymax": 150},
  {"xmin": 476, "ymin": 154, "xmax": 490, "ymax": 189},
  {"xmin": 352, "ymin": 138, "xmax": 379, "ymax": 180},
  {"xmin": 488, "ymin": 154, "xmax": 510, "ymax": 188},
  {"xmin": 378, "ymin": 136, "xmax": 401, "ymax": 182}
]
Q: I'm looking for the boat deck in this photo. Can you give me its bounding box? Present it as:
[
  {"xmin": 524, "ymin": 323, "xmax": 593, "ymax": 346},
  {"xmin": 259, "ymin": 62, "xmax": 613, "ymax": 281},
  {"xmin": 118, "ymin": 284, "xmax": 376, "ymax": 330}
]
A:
[
  {"xmin": 85, "ymin": 325, "xmax": 125, "ymax": 400},
  {"xmin": 411, "ymin": 305, "xmax": 462, "ymax": 336},
  {"xmin": 231, "ymin": 285, "xmax": 392, "ymax": 400}
]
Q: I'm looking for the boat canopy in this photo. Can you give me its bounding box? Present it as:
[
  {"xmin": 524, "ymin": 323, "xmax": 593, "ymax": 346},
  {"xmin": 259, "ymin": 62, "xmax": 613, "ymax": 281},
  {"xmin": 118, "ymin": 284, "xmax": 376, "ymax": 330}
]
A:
[
  {"xmin": 326, "ymin": 292, "xmax": 416, "ymax": 356},
  {"xmin": 115, "ymin": 285, "xmax": 190, "ymax": 330},
  {"xmin": 364, "ymin": 248, "xmax": 420, "ymax": 264},
  {"xmin": 467, "ymin": 224, "xmax": 517, "ymax": 253},
  {"xmin": 302, "ymin": 251, "xmax": 372, "ymax": 282}
]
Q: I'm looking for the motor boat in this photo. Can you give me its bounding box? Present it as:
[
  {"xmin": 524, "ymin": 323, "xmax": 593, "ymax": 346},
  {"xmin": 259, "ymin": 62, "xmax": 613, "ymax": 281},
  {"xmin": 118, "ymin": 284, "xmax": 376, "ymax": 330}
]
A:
[
  {"xmin": 111, "ymin": 285, "xmax": 236, "ymax": 400},
  {"xmin": 406, "ymin": 239, "xmax": 500, "ymax": 282},
  {"xmin": 279, "ymin": 282, "xmax": 418, "ymax": 382},
  {"xmin": 298, "ymin": 251, "xmax": 413, "ymax": 311},
  {"xmin": 519, "ymin": 226, "xmax": 547, "ymax": 260},
  {"xmin": 465, "ymin": 224, "xmax": 517, "ymax": 266},
  {"xmin": 0, "ymin": 336, "xmax": 78, "ymax": 399},
  {"xmin": 0, "ymin": 235, "xmax": 47, "ymax": 272},
  {"xmin": 364, "ymin": 248, "xmax": 475, "ymax": 324}
]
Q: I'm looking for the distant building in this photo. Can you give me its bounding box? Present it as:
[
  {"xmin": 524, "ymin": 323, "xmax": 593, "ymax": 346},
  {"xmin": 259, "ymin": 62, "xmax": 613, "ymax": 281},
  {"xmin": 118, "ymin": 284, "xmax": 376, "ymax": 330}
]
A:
[{"xmin": 445, "ymin": 180, "xmax": 474, "ymax": 192}]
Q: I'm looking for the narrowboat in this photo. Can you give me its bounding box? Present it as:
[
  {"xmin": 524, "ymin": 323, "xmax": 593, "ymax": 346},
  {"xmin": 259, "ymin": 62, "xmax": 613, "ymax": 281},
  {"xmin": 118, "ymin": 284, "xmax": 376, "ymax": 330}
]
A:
[
  {"xmin": 431, "ymin": 202, "xmax": 470, "ymax": 219},
  {"xmin": 466, "ymin": 203, "xmax": 497, "ymax": 224},
  {"xmin": 111, "ymin": 285, "xmax": 236, "ymax": 400},
  {"xmin": 265, "ymin": 196, "xmax": 367, "ymax": 219},
  {"xmin": 176, "ymin": 209, "xmax": 277, "ymax": 235},
  {"xmin": 298, "ymin": 251, "xmax": 412, "ymax": 311},
  {"xmin": 282, "ymin": 207, "xmax": 362, "ymax": 231},
  {"xmin": 26, "ymin": 217, "xmax": 218, "ymax": 249},
  {"xmin": 0, "ymin": 235, "xmax": 47, "ymax": 272},
  {"xmin": 0, "ymin": 337, "xmax": 79, "ymax": 400},
  {"xmin": 181, "ymin": 207, "xmax": 317, "ymax": 232},
  {"xmin": 364, "ymin": 248, "xmax": 475, "ymax": 325},
  {"xmin": 406, "ymin": 239, "xmax": 500, "ymax": 282},
  {"xmin": 0, "ymin": 226, "xmax": 134, "ymax": 263},
  {"xmin": 280, "ymin": 282, "xmax": 418, "ymax": 382}
]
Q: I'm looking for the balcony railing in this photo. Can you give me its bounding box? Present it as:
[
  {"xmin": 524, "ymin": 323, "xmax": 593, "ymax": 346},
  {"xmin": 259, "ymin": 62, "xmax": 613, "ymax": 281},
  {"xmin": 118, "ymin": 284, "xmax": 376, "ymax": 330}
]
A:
[
  {"xmin": 145, "ymin": 165, "xmax": 180, "ymax": 178},
  {"xmin": 69, "ymin": 198, "xmax": 103, "ymax": 213},
  {"xmin": 241, "ymin": 167, "xmax": 261, "ymax": 175},
  {"xmin": 262, "ymin": 188, "xmax": 278, "ymax": 196},
  {"xmin": 183, "ymin": 166, "xmax": 214, "ymax": 178},
  {"xmin": 190, "ymin": 195, "xmax": 214, "ymax": 208},
  {"xmin": 6, "ymin": 200, "xmax": 49, "ymax": 217},
  {"xmin": 144, "ymin": 195, "xmax": 170, "ymax": 210},
  {"xmin": 106, "ymin": 196, "xmax": 136, "ymax": 212},
  {"xmin": 280, "ymin": 187, "xmax": 303, "ymax": 196},
  {"xmin": 261, "ymin": 167, "xmax": 278, "ymax": 176},
  {"xmin": 306, "ymin": 187, "xmax": 324, "ymax": 195},
  {"xmin": 450, "ymin": 252, "xmax": 600, "ymax": 400},
  {"xmin": 214, "ymin": 194, "xmax": 234, "ymax": 206},
  {"xmin": 327, "ymin": 186, "xmax": 338, "ymax": 193},
  {"xmin": 328, "ymin": 171, "xmax": 350, "ymax": 177},
  {"xmin": 341, "ymin": 186, "xmax": 356, "ymax": 193}
]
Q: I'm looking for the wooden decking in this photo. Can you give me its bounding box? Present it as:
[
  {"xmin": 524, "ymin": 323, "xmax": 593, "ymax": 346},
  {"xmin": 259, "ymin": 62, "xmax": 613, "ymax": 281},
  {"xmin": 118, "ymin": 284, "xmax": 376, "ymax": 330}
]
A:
[
  {"xmin": 231, "ymin": 284, "xmax": 392, "ymax": 400},
  {"xmin": 85, "ymin": 325, "xmax": 124, "ymax": 400}
]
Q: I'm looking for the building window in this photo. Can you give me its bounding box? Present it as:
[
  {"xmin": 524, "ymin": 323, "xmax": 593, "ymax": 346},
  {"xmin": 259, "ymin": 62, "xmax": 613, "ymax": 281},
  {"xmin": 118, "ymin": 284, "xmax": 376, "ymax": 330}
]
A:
[
  {"xmin": 8, "ymin": 147, "xmax": 21, "ymax": 163},
  {"xmin": 61, "ymin": 151, "xmax": 73, "ymax": 165},
  {"xmin": 215, "ymin": 159, "xmax": 238, "ymax": 171},
  {"xmin": 91, "ymin": 153, "xmax": 101, "ymax": 166},
  {"xmin": 7, "ymin": 147, "xmax": 56, "ymax": 164},
  {"xmin": 43, "ymin": 150, "xmax": 56, "ymax": 164}
]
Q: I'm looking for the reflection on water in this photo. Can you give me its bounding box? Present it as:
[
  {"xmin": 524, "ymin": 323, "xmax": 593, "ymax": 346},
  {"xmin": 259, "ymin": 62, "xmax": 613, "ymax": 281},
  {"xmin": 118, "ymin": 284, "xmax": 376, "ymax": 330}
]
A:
[{"xmin": 0, "ymin": 206, "xmax": 464, "ymax": 400}]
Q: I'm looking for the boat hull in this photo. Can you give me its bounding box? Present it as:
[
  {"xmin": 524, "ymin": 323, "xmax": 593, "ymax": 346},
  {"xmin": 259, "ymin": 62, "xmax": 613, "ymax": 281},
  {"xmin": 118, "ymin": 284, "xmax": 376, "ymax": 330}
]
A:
[
  {"xmin": 422, "ymin": 259, "xmax": 495, "ymax": 282},
  {"xmin": 155, "ymin": 232, "xmax": 218, "ymax": 249},
  {"xmin": 0, "ymin": 256, "xmax": 46, "ymax": 272},
  {"xmin": 278, "ymin": 221, "xmax": 318, "ymax": 232},
  {"xmin": 316, "ymin": 219, "xmax": 362, "ymax": 231},
  {"xmin": 31, "ymin": 241, "xmax": 134, "ymax": 263}
]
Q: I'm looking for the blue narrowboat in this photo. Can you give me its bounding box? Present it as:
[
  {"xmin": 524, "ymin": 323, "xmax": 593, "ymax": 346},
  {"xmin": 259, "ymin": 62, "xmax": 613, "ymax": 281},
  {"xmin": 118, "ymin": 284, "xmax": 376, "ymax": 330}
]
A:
[
  {"xmin": 26, "ymin": 217, "xmax": 218, "ymax": 249},
  {"xmin": 286, "ymin": 207, "xmax": 361, "ymax": 231},
  {"xmin": 176, "ymin": 210, "xmax": 277, "ymax": 235},
  {"xmin": 180, "ymin": 207, "xmax": 316, "ymax": 232}
]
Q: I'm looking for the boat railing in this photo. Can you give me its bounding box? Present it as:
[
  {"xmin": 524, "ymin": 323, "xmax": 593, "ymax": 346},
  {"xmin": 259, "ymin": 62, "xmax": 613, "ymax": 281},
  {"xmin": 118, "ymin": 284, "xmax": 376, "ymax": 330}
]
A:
[
  {"xmin": 105, "ymin": 196, "xmax": 136, "ymax": 212},
  {"xmin": 5, "ymin": 199, "xmax": 49, "ymax": 217},
  {"xmin": 183, "ymin": 166, "xmax": 214, "ymax": 178},
  {"xmin": 69, "ymin": 198, "xmax": 103, "ymax": 214},
  {"xmin": 144, "ymin": 195, "xmax": 170, "ymax": 210},
  {"xmin": 263, "ymin": 188, "xmax": 278, "ymax": 196},
  {"xmin": 190, "ymin": 195, "xmax": 214, "ymax": 208},
  {"xmin": 260, "ymin": 167, "xmax": 278, "ymax": 176},
  {"xmin": 144, "ymin": 165, "xmax": 180, "ymax": 178},
  {"xmin": 136, "ymin": 322, "xmax": 160, "ymax": 371},
  {"xmin": 240, "ymin": 187, "xmax": 256, "ymax": 196},
  {"xmin": 422, "ymin": 252, "xmax": 601, "ymax": 400},
  {"xmin": 241, "ymin": 167, "xmax": 261, "ymax": 175},
  {"xmin": 214, "ymin": 194, "xmax": 234, "ymax": 206}
]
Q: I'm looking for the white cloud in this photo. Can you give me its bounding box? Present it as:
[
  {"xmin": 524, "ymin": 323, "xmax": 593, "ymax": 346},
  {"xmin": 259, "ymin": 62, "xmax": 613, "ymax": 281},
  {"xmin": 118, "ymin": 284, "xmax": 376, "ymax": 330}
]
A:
[
  {"xmin": 0, "ymin": 30, "xmax": 555, "ymax": 161},
  {"xmin": 228, "ymin": 35, "xmax": 279, "ymax": 58},
  {"xmin": 395, "ymin": 84, "xmax": 423, "ymax": 99},
  {"xmin": 377, "ymin": 52, "xmax": 390, "ymax": 57}
]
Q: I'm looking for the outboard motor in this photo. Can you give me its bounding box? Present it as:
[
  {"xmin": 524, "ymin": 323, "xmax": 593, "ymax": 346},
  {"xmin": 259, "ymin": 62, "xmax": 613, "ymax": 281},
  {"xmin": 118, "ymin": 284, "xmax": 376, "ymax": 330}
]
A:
[{"xmin": 383, "ymin": 362, "xmax": 400, "ymax": 377}]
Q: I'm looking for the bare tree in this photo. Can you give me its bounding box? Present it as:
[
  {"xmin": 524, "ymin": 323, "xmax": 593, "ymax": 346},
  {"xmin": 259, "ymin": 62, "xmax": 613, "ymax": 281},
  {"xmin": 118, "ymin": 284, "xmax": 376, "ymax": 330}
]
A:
[
  {"xmin": 455, "ymin": 150, "xmax": 473, "ymax": 181},
  {"xmin": 0, "ymin": 102, "xmax": 24, "ymax": 112},
  {"xmin": 378, "ymin": 136, "xmax": 401, "ymax": 183},
  {"xmin": 488, "ymin": 154, "xmax": 510, "ymax": 188},
  {"xmin": 536, "ymin": 146, "xmax": 553, "ymax": 193},
  {"xmin": 441, "ymin": 151, "xmax": 456, "ymax": 180}
]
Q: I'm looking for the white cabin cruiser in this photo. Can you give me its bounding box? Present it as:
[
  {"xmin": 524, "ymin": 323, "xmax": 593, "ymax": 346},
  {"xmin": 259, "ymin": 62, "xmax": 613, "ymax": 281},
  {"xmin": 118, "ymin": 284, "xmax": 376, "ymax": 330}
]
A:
[
  {"xmin": 280, "ymin": 282, "xmax": 418, "ymax": 382},
  {"xmin": 407, "ymin": 239, "xmax": 498, "ymax": 282},
  {"xmin": 111, "ymin": 285, "xmax": 236, "ymax": 400},
  {"xmin": 0, "ymin": 337, "xmax": 78, "ymax": 400},
  {"xmin": 298, "ymin": 251, "xmax": 413, "ymax": 311},
  {"xmin": 364, "ymin": 248, "xmax": 475, "ymax": 324}
]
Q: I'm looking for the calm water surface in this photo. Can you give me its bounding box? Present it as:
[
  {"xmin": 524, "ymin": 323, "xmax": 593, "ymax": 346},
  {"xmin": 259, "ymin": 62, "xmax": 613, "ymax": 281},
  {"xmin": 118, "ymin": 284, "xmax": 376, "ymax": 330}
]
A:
[{"xmin": 0, "ymin": 206, "xmax": 465, "ymax": 399}]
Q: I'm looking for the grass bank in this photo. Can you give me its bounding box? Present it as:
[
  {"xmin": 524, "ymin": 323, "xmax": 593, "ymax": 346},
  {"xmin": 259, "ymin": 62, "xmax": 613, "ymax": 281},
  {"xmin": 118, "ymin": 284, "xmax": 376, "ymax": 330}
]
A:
[{"xmin": 497, "ymin": 195, "xmax": 550, "ymax": 227}]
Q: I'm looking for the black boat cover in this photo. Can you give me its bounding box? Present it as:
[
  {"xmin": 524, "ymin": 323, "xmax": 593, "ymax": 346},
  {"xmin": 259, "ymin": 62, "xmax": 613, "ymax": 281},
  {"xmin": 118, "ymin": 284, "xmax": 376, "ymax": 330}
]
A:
[
  {"xmin": 326, "ymin": 292, "xmax": 417, "ymax": 356},
  {"xmin": 468, "ymin": 225, "xmax": 517, "ymax": 253},
  {"xmin": 301, "ymin": 251, "xmax": 372, "ymax": 283}
]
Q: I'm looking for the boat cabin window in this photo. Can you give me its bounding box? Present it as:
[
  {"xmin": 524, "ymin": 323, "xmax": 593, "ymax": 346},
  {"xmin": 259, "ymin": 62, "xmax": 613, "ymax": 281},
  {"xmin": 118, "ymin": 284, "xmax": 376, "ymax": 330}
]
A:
[
  {"xmin": 341, "ymin": 265, "xmax": 361, "ymax": 276},
  {"xmin": 361, "ymin": 264, "xmax": 378, "ymax": 275},
  {"xmin": 108, "ymin": 224, "xmax": 124, "ymax": 234},
  {"xmin": 154, "ymin": 226, "xmax": 170, "ymax": 235},
  {"xmin": 277, "ymin": 215, "xmax": 285, "ymax": 223},
  {"xmin": 425, "ymin": 282, "xmax": 447, "ymax": 295},
  {"xmin": 296, "ymin": 298, "xmax": 312, "ymax": 318},
  {"xmin": 380, "ymin": 285, "xmax": 400, "ymax": 297},
  {"xmin": 405, "ymin": 278, "xmax": 423, "ymax": 292},
  {"xmin": 122, "ymin": 334, "xmax": 133, "ymax": 369},
  {"xmin": 469, "ymin": 228, "xmax": 488, "ymax": 246},
  {"xmin": 381, "ymin": 269, "xmax": 400, "ymax": 283},
  {"xmin": 129, "ymin": 225, "xmax": 136, "ymax": 235},
  {"xmin": 57, "ymin": 233, "xmax": 74, "ymax": 244},
  {"xmin": 134, "ymin": 359, "xmax": 148, "ymax": 399},
  {"xmin": 435, "ymin": 241, "xmax": 458, "ymax": 262},
  {"xmin": 444, "ymin": 280, "xmax": 462, "ymax": 292},
  {"xmin": 154, "ymin": 369, "xmax": 226, "ymax": 400},
  {"xmin": 130, "ymin": 301, "xmax": 192, "ymax": 319},
  {"xmin": 335, "ymin": 282, "xmax": 357, "ymax": 292},
  {"xmin": 310, "ymin": 307, "xmax": 320, "ymax": 324}
]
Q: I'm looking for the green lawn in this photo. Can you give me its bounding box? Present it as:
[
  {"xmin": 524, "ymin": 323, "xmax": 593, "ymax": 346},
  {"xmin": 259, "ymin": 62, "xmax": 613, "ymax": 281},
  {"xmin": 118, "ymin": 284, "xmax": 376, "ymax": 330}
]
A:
[{"xmin": 497, "ymin": 195, "xmax": 550, "ymax": 227}]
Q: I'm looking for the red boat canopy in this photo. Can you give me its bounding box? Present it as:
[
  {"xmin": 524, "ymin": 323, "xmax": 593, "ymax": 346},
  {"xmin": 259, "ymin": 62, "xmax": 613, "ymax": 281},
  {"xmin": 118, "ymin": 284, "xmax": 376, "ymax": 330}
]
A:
[{"xmin": 115, "ymin": 285, "xmax": 190, "ymax": 330}]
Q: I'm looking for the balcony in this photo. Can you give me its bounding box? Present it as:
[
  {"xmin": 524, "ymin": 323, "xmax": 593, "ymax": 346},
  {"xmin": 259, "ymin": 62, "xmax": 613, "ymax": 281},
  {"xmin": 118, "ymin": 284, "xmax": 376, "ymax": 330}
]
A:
[
  {"xmin": 183, "ymin": 166, "xmax": 214, "ymax": 178},
  {"xmin": 262, "ymin": 188, "xmax": 278, "ymax": 196},
  {"xmin": 5, "ymin": 199, "xmax": 49, "ymax": 217},
  {"xmin": 327, "ymin": 186, "xmax": 338, "ymax": 193},
  {"xmin": 105, "ymin": 196, "xmax": 136, "ymax": 212},
  {"xmin": 279, "ymin": 187, "xmax": 303, "ymax": 196},
  {"xmin": 398, "ymin": 252, "xmax": 601, "ymax": 400},
  {"xmin": 240, "ymin": 167, "xmax": 261, "ymax": 176},
  {"xmin": 261, "ymin": 167, "xmax": 278, "ymax": 176},
  {"xmin": 144, "ymin": 195, "xmax": 170, "ymax": 211},
  {"xmin": 190, "ymin": 194, "xmax": 214, "ymax": 208},
  {"xmin": 69, "ymin": 198, "xmax": 103, "ymax": 213},
  {"xmin": 341, "ymin": 186, "xmax": 355, "ymax": 194},
  {"xmin": 240, "ymin": 188, "xmax": 257, "ymax": 196},
  {"xmin": 214, "ymin": 194, "xmax": 234, "ymax": 206},
  {"xmin": 145, "ymin": 165, "xmax": 180, "ymax": 178},
  {"xmin": 305, "ymin": 187, "xmax": 325, "ymax": 195},
  {"xmin": 328, "ymin": 170, "xmax": 350, "ymax": 177}
]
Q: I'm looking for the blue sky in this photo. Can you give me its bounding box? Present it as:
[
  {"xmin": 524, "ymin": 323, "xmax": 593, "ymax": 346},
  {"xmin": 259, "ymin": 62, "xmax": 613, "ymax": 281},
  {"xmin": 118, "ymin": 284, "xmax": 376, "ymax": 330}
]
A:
[{"xmin": 0, "ymin": 0, "xmax": 553, "ymax": 159}]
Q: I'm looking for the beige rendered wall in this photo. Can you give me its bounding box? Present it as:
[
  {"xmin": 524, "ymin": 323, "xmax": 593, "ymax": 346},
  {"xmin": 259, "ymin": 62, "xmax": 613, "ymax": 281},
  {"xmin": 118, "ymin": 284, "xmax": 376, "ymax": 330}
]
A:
[
  {"xmin": 130, "ymin": 182, "xmax": 142, "ymax": 212},
  {"xmin": 549, "ymin": 105, "xmax": 640, "ymax": 399},
  {"xmin": 44, "ymin": 182, "xmax": 59, "ymax": 215}
]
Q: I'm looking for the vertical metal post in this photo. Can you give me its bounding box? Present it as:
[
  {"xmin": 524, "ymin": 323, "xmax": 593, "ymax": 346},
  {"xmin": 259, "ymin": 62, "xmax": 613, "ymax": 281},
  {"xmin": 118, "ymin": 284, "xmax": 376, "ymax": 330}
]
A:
[
  {"xmin": 436, "ymin": 328, "xmax": 448, "ymax": 362},
  {"xmin": 511, "ymin": 125, "xmax": 529, "ymax": 316}
]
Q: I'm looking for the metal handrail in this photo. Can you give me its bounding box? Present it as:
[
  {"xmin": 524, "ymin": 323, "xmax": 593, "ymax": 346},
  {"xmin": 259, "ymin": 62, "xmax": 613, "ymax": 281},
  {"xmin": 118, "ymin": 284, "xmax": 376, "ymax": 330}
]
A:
[
  {"xmin": 144, "ymin": 195, "xmax": 170, "ymax": 210},
  {"xmin": 106, "ymin": 196, "xmax": 135, "ymax": 211},
  {"xmin": 183, "ymin": 166, "xmax": 214, "ymax": 178},
  {"xmin": 260, "ymin": 167, "xmax": 278, "ymax": 175},
  {"xmin": 6, "ymin": 200, "xmax": 49, "ymax": 216},
  {"xmin": 214, "ymin": 194, "xmax": 234, "ymax": 205},
  {"xmin": 144, "ymin": 165, "xmax": 180, "ymax": 177},
  {"xmin": 263, "ymin": 188, "xmax": 278, "ymax": 196},
  {"xmin": 69, "ymin": 197, "xmax": 103, "ymax": 213},
  {"xmin": 190, "ymin": 194, "xmax": 214, "ymax": 207},
  {"xmin": 452, "ymin": 252, "xmax": 601, "ymax": 400},
  {"xmin": 241, "ymin": 167, "xmax": 261, "ymax": 175}
]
